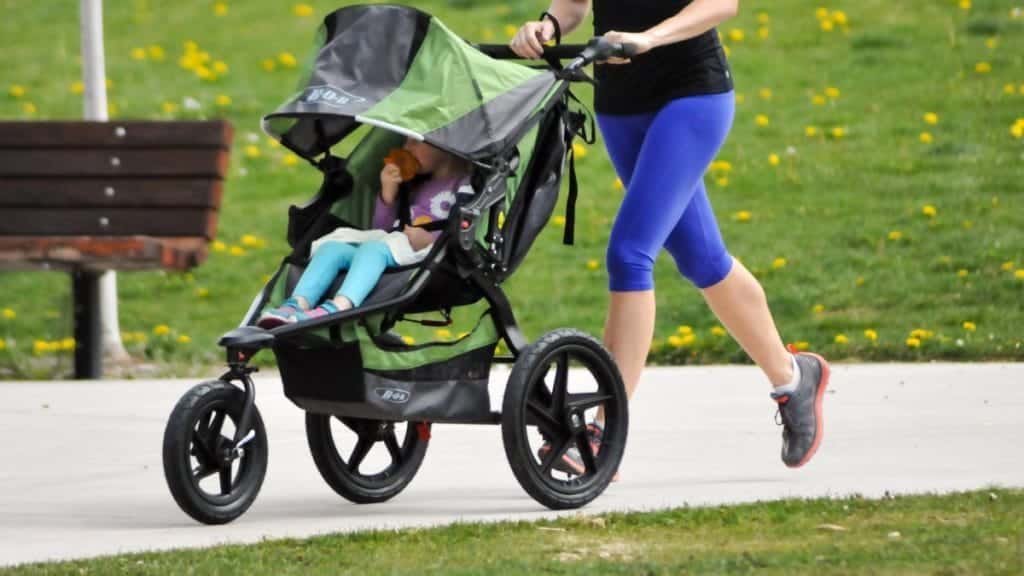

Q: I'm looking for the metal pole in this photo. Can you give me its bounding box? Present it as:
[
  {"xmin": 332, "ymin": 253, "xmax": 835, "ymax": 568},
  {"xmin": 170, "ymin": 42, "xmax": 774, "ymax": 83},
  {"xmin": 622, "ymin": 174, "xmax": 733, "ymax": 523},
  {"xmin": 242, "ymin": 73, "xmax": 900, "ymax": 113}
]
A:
[
  {"xmin": 72, "ymin": 270, "xmax": 103, "ymax": 379},
  {"xmin": 80, "ymin": 0, "xmax": 128, "ymax": 376}
]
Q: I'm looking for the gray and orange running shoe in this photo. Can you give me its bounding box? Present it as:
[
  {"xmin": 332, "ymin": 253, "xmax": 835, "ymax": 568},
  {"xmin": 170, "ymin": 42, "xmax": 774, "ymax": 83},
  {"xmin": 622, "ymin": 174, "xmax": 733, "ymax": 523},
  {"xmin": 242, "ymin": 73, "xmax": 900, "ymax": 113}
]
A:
[
  {"xmin": 770, "ymin": 348, "xmax": 831, "ymax": 468},
  {"xmin": 537, "ymin": 422, "xmax": 612, "ymax": 477}
]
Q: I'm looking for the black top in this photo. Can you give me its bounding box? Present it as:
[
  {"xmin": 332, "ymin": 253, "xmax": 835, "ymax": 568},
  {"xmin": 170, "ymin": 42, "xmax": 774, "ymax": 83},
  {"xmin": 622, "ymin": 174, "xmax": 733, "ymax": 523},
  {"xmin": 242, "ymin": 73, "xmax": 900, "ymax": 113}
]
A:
[{"xmin": 592, "ymin": 0, "xmax": 733, "ymax": 115}]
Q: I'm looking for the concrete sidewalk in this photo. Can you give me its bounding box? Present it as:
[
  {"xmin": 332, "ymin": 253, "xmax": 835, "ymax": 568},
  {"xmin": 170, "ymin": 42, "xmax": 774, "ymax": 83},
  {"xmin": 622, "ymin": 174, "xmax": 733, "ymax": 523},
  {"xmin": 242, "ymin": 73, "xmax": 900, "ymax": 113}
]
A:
[{"xmin": 1, "ymin": 363, "xmax": 1021, "ymax": 567}]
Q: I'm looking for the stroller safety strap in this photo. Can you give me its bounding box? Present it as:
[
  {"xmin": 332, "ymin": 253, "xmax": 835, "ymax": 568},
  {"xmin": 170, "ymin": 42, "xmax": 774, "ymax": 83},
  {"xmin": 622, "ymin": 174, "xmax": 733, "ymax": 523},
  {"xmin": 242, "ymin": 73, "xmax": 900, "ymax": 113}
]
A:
[{"xmin": 562, "ymin": 89, "xmax": 595, "ymax": 246}]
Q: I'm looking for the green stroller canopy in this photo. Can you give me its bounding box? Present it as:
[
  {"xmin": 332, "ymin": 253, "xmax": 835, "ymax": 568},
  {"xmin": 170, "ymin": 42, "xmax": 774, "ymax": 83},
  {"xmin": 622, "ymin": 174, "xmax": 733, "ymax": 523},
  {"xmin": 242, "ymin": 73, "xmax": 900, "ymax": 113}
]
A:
[{"xmin": 262, "ymin": 4, "xmax": 560, "ymax": 161}]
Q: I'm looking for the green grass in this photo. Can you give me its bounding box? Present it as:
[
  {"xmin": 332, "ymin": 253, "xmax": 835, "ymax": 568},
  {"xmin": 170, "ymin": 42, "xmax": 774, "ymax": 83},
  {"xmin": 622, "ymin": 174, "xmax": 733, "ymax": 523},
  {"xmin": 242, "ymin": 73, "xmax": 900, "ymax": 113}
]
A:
[
  {"xmin": 1, "ymin": 0, "xmax": 1023, "ymax": 378},
  {"xmin": 3, "ymin": 488, "xmax": 1022, "ymax": 574}
]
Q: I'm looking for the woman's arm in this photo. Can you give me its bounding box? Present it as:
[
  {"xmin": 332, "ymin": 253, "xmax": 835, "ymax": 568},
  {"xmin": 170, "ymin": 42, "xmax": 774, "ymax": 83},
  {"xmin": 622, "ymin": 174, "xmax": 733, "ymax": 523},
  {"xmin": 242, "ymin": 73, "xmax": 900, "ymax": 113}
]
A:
[
  {"xmin": 603, "ymin": 0, "xmax": 739, "ymax": 59},
  {"xmin": 510, "ymin": 0, "xmax": 591, "ymax": 59}
]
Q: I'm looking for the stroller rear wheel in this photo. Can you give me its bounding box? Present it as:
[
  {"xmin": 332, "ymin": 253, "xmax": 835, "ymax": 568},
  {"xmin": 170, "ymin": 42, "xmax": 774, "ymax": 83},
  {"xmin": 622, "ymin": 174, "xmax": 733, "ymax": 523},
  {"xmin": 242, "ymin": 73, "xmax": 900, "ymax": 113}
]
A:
[
  {"xmin": 502, "ymin": 328, "xmax": 628, "ymax": 509},
  {"xmin": 162, "ymin": 380, "xmax": 268, "ymax": 525},
  {"xmin": 306, "ymin": 414, "xmax": 429, "ymax": 504}
]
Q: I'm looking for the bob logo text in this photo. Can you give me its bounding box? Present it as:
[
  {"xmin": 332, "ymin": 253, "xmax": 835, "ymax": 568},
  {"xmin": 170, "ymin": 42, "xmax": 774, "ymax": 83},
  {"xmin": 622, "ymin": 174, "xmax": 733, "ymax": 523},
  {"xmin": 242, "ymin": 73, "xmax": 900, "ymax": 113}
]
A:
[
  {"xmin": 374, "ymin": 388, "xmax": 411, "ymax": 404},
  {"xmin": 300, "ymin": 85, "xmax": 366, "ymax": 108}
]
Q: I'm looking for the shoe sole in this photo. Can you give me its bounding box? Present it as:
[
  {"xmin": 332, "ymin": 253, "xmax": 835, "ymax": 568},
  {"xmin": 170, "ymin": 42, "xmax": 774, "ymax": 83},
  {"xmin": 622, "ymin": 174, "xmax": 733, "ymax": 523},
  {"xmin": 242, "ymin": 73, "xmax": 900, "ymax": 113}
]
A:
[
  {"xmin": 788, "ymin": 352, "xmax": 830, "ymax": 468},
  {"xmin": 539, "ymin": 447, "xmax": 620, "ymax": 481}
]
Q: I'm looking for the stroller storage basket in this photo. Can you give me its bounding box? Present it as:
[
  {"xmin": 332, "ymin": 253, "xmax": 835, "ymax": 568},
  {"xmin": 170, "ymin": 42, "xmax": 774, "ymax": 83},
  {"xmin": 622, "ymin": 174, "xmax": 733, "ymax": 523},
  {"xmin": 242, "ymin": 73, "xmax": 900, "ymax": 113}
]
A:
[{"xmin": 274, "ymin": 310, "xmax": 499, "ymax": 423}]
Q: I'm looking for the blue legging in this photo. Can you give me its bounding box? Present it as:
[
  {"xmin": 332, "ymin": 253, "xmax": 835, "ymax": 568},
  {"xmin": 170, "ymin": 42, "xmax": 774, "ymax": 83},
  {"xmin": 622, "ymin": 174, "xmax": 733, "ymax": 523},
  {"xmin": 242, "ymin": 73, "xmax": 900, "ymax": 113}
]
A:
[
  {"xmin": 597, "ymin": 91, "xmax": 736, "ymax": 291},
  {"xmin": 292, "ymin": 241, "xmax": 397, "ymax": 307}
]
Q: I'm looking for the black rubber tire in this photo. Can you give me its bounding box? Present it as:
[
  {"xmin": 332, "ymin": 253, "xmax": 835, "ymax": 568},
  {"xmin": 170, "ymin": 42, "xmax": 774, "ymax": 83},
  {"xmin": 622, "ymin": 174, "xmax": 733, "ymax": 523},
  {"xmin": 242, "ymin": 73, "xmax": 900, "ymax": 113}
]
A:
[
  {"xmin": 162, "ymin": 380, "xmax": 268, "ymax": 525},
  {"xmin": 502, "ymin": 328, "xmax": 628, "ymax": 510},
  {"xmin": 305, "ymin": 413, "xmax": 428, "ymax": 504}
]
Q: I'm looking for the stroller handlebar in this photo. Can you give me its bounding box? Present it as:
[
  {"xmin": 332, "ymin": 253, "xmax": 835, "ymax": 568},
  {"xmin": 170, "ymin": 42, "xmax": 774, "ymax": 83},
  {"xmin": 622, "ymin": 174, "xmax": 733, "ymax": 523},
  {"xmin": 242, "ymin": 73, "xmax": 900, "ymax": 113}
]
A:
[{"xmin": 475, "ymin": 37, "xmax": 637, "ymax": 70}]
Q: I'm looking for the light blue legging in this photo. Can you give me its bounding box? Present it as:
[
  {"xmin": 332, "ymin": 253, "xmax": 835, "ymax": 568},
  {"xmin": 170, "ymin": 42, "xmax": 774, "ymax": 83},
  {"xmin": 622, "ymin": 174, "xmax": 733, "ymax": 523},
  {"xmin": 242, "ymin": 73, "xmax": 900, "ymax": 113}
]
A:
[{"xmin": 292, "ymin": 241, "xmax": 397, "ymax": 308}]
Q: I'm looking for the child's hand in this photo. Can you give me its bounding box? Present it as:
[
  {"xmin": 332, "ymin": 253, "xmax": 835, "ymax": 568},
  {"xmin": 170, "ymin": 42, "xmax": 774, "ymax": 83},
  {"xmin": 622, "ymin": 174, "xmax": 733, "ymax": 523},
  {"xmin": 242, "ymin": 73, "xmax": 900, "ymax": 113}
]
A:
[
  {"xmin": 380, "ymin": 164, "xmax": 402, "ymax": 205},
  {"xmin": 403, "ymin": 225, "xmax": 434, "ymax": 251}
]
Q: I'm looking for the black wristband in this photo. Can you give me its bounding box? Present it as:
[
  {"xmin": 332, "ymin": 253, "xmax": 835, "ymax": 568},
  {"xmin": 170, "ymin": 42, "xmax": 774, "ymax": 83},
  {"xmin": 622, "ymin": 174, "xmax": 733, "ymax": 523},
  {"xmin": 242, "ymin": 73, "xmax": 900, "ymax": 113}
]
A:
[{"xmin": 539, "ymin": 11, "xmax": 562, "ymax": 46}]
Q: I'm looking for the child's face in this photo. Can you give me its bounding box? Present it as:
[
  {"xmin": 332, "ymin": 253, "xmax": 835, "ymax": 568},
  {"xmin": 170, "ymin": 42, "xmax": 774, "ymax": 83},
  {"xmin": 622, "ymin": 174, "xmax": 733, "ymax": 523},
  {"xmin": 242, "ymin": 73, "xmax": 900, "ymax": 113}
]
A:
[{"xmin": 402, "ymin": 138, "xmax": 446, "ymax": 174}]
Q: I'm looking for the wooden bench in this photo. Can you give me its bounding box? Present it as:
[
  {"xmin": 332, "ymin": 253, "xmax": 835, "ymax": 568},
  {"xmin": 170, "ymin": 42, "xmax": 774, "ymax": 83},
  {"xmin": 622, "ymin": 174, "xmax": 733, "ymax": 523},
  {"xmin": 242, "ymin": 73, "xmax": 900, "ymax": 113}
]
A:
[{"xmin": 0, "ymin": 120, "xmax": 233, "ymax": 378}]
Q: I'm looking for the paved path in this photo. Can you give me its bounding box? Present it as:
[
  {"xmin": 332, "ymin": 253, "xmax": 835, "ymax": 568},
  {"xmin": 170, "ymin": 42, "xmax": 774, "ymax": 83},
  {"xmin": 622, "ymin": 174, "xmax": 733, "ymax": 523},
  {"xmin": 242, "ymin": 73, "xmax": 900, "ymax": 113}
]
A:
[{"xmin": 1, "ymin": 363, "xmax": 1021, "ymax": 567}]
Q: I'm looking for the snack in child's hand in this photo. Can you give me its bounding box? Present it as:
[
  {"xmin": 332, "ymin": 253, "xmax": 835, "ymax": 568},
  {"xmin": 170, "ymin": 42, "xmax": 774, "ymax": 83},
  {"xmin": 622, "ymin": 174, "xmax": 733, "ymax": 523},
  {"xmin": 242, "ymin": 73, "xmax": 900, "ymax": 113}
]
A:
[{"xmin": 383, "ymin": 148, "xmax": 420, "ymax": 181}]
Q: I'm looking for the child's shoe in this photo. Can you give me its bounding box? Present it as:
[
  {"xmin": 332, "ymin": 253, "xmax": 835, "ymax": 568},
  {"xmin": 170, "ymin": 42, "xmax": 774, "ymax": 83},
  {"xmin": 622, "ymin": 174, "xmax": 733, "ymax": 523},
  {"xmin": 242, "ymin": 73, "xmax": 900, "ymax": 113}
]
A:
[
  {"xmin": 293, "ymin": 299, "xmax": 341, "ymax": 321},
  {"xmin": 256, "ymin": 298, "xmax": 303, "ymax": 329}
]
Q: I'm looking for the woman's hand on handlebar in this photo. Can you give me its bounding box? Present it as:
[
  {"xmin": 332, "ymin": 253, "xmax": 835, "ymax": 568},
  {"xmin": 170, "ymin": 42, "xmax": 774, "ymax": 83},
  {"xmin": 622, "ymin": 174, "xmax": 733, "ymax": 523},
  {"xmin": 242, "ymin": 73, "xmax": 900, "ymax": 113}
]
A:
[
  {"xmin": 600, "ymin": 30, "xmax": 655, "ymax": 64},
  {"xmin": 510, "ymin": 19, "xmax": 557, "ymax": 59}
]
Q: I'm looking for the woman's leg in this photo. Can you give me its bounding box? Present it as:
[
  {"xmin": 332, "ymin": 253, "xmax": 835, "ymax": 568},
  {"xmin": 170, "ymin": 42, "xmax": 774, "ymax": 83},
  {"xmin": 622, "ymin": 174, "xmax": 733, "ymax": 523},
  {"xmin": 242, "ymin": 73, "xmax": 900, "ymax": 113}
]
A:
[
  {"xmin": 292, "ymin": 242, "xmax": 357, "ymax": 309},
  {"xmin": 661, "ymin": 182, "xmax": 795, "ymax": 386},
  {"xmin": 334, "ymin": 241, "xmax": 397, "ymax": 308}
]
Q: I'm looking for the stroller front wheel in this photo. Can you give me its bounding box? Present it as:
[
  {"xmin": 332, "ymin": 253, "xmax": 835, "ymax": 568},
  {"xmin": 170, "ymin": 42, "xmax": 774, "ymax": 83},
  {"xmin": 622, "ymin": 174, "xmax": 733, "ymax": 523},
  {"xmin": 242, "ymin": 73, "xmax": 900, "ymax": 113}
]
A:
[
  {"xmin": 502, "ymin": 328, "xmax": 628, "ymax": 509},
  {"xmin": 162, "ymin": 380, "xmax": 268, "ymax": 525}
]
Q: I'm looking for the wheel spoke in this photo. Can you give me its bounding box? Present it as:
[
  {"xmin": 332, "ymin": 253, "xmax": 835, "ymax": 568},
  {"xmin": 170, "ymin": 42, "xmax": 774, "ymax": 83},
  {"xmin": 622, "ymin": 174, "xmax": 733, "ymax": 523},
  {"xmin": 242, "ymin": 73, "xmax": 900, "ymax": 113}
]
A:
[
  {"xmin": 218, "ymin": 467, "xmax": 233, "ymax": 495},
  {"xmin": 192, "ymin": 464, "xmax": 218, "ymax": 481},
  {"xmin": 191, "ymin": 429, "xmax": 214, "ymax": 464},
  {"xmin": 209, "ymin": 410, "xmax": 227, "ymax": 440},
  {"xmin": 338, "ymin": 416, "xmax": 366, "ymax": 436},
  {"xmin": 383, "ymin": 429, "xmax": 403, "ymax": 465},
  {"xmin": 197, "ymin": 411, "xmax": 212, "ymax": 437},
  {"xmin": 539, "ymin": 434, "xmax": 573, "ymax": 475},
  {"xmin": 526, "ymin": 399, "xmax": 562, "ymax": 439},
  {"xmin": 551, "ymin": 352, "xmax": 569, "ymax": 412},
  {"xmin": 347, "ymin": 436, "xmax": 374, "ymax": 473},
  {"xmin": 574, "ymin": 429, "xmax": 597, "ymax": 475},
  {"xmin": 566, "ymin": 392, "xmax": 613, "ymax": 411}
]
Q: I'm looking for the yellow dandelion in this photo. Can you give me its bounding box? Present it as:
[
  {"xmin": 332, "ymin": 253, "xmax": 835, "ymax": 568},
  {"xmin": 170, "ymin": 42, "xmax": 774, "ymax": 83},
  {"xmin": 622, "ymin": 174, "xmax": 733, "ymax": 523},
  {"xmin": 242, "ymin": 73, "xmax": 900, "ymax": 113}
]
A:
[
  {"xmin": 572, "ymin": 142, "xmax": 588, "ymax": 158},
  {"xmin": 153, "ymin": 324, "xmax": 171, "ymax": 336},
  {"xmin": 962, "ymin": 220, "xmax": 974, "ymax": 229},
  {"xmin": 147, "ymin": 45, "xmax": 165, "ymax": 60},
  {"xmin": 957, "ymin": 269, "xmax": 969, "ymax": 278},
  {"xmin": 856, "ymin": 276, "xmax": 866, "ymax": 286},
  {"xmin": 9, "ymin": 85, "xmax": 25, "ymax": 98},
  {"xmin": 434, "ymin": 329, "xmax": 452, "ymax": 340},
  {"xmin": 195, "ymin": 287, "xmax": 210, "ymax": 298},
  {"xmin": 213, "ymin": 241, "xmax": 227, "ymax": 252},
  {"xmin": 962, "ymin": 321, "xmax": 977, "ymax": 332},
  {"xmin": 32, "ymin": 340, "xmax": 49, "ymax": 356},
  {"xmin": 834, "ymin": 334, "xmax": 849, "ymax": 345},
  {"xmin": 985, "ymin": 37, "xmax": 999, "ymax": 50},
  {"xmin": 888, "ymin": 230, "xmax": 903, "ymax": 241},
  {"xmin": 820, "ymin": 19, "xmax": 835, "ymax": 32},
  {"xmin": 768, "ymin": 153, "xmax": 780, "ymax": 166},
  {"xmin": 195, "ymin": 66, "xmax": 212, "ymax": 80},
  {"xmin": 959, "ymin": 0, "xmax": 971, "ymax": 10},
  {"xmin": 553, "ymin": 215, "xmax": 566, "ymax": 227},
  {"xmin": 716, "ymin": 177, "xmax": 729, "ymax": 187},
  {"xmin": 906, "ymin": 337, "xmax": 921, "ymax": 348},
  {"xmin": 1005, "ymin": 83, "xmax": 1018, "ymax": 95},
  {"xmin": 504, "ymin": 24, "xmax": 518, "ymax": 39},
  {"xmin": 728, "ymin": 28, "xmax": 745, "ymax": 42},
  {"xmin": 283, "ymin": 155, "xmax": 300, "ymax": 167},
  {"xmin": 401, "ymin": 335, "xmax": 416, "ymax": 345},
  {"xmin": 832, "ymin": 10, "xmax": 848, "ymax": 25},
  {"xmin": 245, "ymin": 145, "xmax": 261, "ymax": 158},
  {"xmin": 214, "ymin": 2, "xmax": 228, "ymax": 16},
  {"xmin": 213, "ymin": 61, "xmax": 229, "ymax": 74},
  {"xmin": 241, "ymin": 234, "xmax": 266, "ymax": 249},
  {"xmin": 278, "ymin": 52, "xmax": 297, "ymax": 68},
  {"xmin": 864, "ymin": 329, "xmax": 878, "ymax": 342},
  {"xmin": 1, "ymin": 308, "xmax": 15, "ymax": 319},
  {"xmin": 177, "ymin": 335, "xmax": 192, "ymax": 345},
  {"xmin": 22, "ymin": 102, "xmax": 37, "ymax": 115},
  {"xmin": 922, "ymin": 205, "xmax": 937, "ymax": 217},
  {"xmin": 711, "ymin": 325, "xmax": 727, "ymax": 337},
  {"xmin": 919, "ymin": 132, "xmax": 933, "ymax": 144},
  {"xmin": 215, "ymin": 94, "xmax": 232, "ymax": 107},
  {"xmin": 677, "ymin": 325, "xmax": 694, "ymax": 335},
  {"xmin": 0, "ymin": 339, "xmax": 6, "ymax": 351},
  {"xmin": 1000, "ymin": 261, "xmax": 1014, "ymax": 271},
  {"xmin": 131, "ymin": 47, "xmax": 147, "ymax": 61},
  {"xmin": 229, "ymin": 246, "xmax": 246, "ymax": 256},
  {"xmin": 815, "ymin": 7, "xmax": 830, "ymax": 20},
  {"xmin": 680, "ymin": 334, "xmax": 696, "ymax": 347},
  {"xmin": 759, "ymin": 87, "xmax": 772, "ymax": 100},
  {"xmin": 755, "ymin": 114, "xmax": 770, "ymax": 127},
  {"xmin": 161, "ymin": 101, "xmax": 178, "ymax": 114},
  {"xmin": 812, "ymin": 304, "xmax": 825, "ymax": 314},
  {"xmin": 758, "ymin": 27, "xmax": 770, "ymax": 40},
  {"xmin": 830, "ymin": 126, "xmax": 847, "ymax": 139},
  {"xmin": 824, "ymin": 86, "xmax": 840, "ymax": 99},
  {"xmin": 757, "ymin": 12, "xmax": 770, "ymax": 24},
  {"xmin": 293, "ymin": 3, "xmax": 314, "ymax": 17},
  {"xmin": 812, "ymin": 94, "xmax": 827, "ymax": 106},
  {"xmin": 261, "ymin": 59, "xmax": 276, "ymax": 72},
  {"xmin": 805, "ymin": 125, "xmax": 819, "ymax": 137},
  {"xmin": 613, "ymin": 177, "xmax": 624, "ymax": 191},
  {"xmin": 1011, "ymin": 120, "xmax": 1024, "ymax": 139},
  {"xmin": 1015, "ymin": 270, "xmax": 1024, "ymax": 280},
  {"xmin": 70, "ymin": 81, "xmax": 84, "ymax": 94},
  {"xmin": 772, "ymin": 257, "xmax": 787, "ymax": 269},
  {"xmin": 732, "ymin": 210, "xmax": 752, "ymax": 222},
  {"xmin": 793, "ymin": 341, "xmax": 810, "ymax": 351},
  {"xmin": 910, "ymin": 328, "xmax": 934, "ymax": 340},
  {"xmin": 710, "ymin": 160, "xmax": 733, "ymax": 173},
  {"xmin": 975, "ymin": 61, "xmax": 991, "ymax": 74},
  {"xmin": 668, "ymin": 335, "xmax": 684, "ymax": 348},
  {"xmin": 923, "ymin": 112, "xmax": 939, "ymax": 125},
  {"xmin": 586, "ymin": 259, "xmax": 600, "ymax": 270}
]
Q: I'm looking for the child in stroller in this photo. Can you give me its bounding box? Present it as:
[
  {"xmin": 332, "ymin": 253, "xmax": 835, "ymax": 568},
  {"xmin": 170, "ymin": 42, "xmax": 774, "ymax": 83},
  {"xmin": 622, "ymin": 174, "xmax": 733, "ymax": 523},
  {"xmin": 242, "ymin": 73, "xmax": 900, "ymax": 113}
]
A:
[{"xmin": 257, "ymin": 138, "xmax": 472, "ymax": 327}]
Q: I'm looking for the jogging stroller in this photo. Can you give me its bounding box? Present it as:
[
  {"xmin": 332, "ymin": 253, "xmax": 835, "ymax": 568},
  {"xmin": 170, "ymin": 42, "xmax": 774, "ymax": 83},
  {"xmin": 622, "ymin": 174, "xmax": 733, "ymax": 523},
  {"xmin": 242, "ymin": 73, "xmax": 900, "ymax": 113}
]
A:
[{"xmin": 162, "ymin": 4, "xmax": 636, "ymax": 525}]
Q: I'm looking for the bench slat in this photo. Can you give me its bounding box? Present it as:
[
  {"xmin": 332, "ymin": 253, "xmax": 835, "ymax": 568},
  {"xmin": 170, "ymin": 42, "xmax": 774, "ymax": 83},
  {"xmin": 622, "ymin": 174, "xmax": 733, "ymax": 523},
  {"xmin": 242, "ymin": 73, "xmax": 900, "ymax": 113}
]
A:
[
  {"xmin": 0, "ymin": 237, "xmax": 209, "ymax": 271},
  {"xmin": 0, "ymin": 121, "xmax": 232, "ymax": 149},
  {"xmin": 0, "ymin": 179, "xmax": 222, "ymax": 208},
  {"xmin": 0, "ymin": 149, "xmax": 230, "ymax": 177},
  {"xmin": 0, "ymin": 209, "xmax": 219, "ymax": 239}
]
